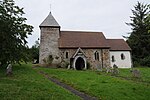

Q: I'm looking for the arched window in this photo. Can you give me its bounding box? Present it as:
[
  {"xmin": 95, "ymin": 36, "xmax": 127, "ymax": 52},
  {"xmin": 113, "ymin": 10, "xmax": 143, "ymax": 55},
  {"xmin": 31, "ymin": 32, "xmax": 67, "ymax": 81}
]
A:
[
  {"xmin": 94, "ymin": 51, "xmax": 99, "ymax": 61},
  {"xmin": 65, "ymin": 51, "xmax": 69, "ymax": 59},
  {"xmin": 94, "ymin": 52, "xmax": 97, "ymax": 60},
  {"xmin": 112, "ymin": 55, "xmax": 115, "ymax": 62},
  {"xmin": 121, "ymin": 53, "xmax": 125, "ymax": 60}
]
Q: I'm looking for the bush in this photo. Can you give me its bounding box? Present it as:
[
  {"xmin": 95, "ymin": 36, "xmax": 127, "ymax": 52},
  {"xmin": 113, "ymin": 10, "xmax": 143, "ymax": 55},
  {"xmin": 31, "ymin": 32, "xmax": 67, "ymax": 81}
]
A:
[
  {"xmin": 64, "ymin": 62, "xmax": 69, "ymax": 68},
  {"xmin": 140, "ymin": 56, "xmax": 150, "ymax": 67},
  {"xmin": 133, "ymin": 61, "xmax": 141, "ymax": 67},
  {"xmin": 133, "ymin": 56, "xmax": 150, "ymax": 67},
  {"xmin": 59, "ymin": 61, "xmax": 69, "ymax": 68}
]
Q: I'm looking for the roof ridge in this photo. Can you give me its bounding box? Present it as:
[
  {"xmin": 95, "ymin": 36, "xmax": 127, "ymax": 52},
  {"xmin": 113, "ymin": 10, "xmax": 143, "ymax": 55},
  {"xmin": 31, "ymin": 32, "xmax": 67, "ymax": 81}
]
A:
[
  {"xmin": 61, "ymin": 30, "xmax": 102, "ymax": 33},
  {"xmin": 107, "ymin": 39, "xmax": 124, "ymax": 40}
]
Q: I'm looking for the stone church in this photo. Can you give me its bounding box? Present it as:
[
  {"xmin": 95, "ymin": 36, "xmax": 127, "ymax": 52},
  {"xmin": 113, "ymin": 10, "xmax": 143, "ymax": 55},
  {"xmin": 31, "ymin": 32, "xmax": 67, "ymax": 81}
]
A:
[{"xmin": 39, "ymin": 12, "xmax": 132, "ymax": 70}]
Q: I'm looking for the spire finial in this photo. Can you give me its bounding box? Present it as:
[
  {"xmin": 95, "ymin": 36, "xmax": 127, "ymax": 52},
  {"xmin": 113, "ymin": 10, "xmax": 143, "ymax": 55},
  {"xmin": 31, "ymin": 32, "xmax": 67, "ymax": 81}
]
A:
[{"xmin": 50, "ymin": 4, "xmax": 52, "ymax": 13}]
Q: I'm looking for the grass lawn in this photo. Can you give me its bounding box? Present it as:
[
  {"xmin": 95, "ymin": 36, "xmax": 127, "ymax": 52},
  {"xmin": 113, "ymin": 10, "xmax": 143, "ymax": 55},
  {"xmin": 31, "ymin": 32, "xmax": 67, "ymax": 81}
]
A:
[
  {"xmin": 118, "ymin": 68, "xmax": 150, "ymax": 83},
  {"xmin": 0, "ymin": 63, "xmax": 80, "ymax": 100},
  {"xmin": 36, "ymin": 67, "xmax": 150, "ymax": 100}
]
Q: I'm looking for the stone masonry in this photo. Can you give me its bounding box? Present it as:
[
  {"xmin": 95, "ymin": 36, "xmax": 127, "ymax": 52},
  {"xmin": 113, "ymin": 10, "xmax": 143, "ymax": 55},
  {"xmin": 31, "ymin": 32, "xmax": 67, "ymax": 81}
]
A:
[
  {"xmin": 59, "ymin": 49, "xmax": 110, "ymax": 69},
  {"xmin": 39, "ymin": 27, "xmax": 61, "ymax": 64}
]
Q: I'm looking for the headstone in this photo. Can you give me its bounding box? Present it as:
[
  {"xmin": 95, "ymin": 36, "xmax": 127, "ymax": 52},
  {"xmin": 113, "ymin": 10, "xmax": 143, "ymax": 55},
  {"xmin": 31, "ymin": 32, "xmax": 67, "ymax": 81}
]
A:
[
  {"xmin": 67, "ymin": 64, "xmax": 70, "ymax": 69},
  {"xmin": 111, "ymin": 64, "xmax": 119, "ymax": 75},
  {"xmin": 106, "ymin": 67, "xmax": 111, "ymax": 73},
  {"xmin": 131, "ymin": 69, "xmax": 140, "ymax": 78},
  {"xmin": 6, "ymin": 64, "xmax": 12, "ymax": 76},
  {"xmin": 33, "ymin": 59, "xmax": 37, "ymax": 64},
  {"xmin": 96, "ymin": 63, "xmax": 102, "ymax": 71}
]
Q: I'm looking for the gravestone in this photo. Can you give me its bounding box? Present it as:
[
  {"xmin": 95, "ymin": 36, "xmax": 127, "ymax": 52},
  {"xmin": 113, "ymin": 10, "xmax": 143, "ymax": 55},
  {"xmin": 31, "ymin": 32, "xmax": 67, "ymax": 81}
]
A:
[
  {"xmin": 6, "ymin": 64, "xmax": 12, "ymax": 76},
  {"xmin": 111, "ymin": 64, "xmax": 119, "ymax": 76},
  {"xmin": 131, "ymin": 69, "xmax": 140, "ymax": 78}
]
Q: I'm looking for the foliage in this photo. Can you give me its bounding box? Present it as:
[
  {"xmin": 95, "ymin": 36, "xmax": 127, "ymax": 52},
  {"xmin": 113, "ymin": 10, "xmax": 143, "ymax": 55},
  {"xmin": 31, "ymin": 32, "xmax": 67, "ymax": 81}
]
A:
[
  {"xmin": 36, "ymin": 67, "xmax": 150, "ymax": 100},
  {"xmin": 59, "ymin": 61, "xmax": 69, "ymax": 68},
  {"xmin": 0, "ymin": 0, "xmax": 33, "ymax": 65},
  {"xmin": 0, "ymin": 63, "xmax": 80, "ymax": 100},
  {"xmin": 140, "ymin": 56, "xmax": 150, "ymax": 67},
  {"xmin": 126, "ymin": 2, "xmax": 150, "ymax": 67},
  {"xmin": 29, "ymin": 40, "xmax": 39, "ymax": 63}
]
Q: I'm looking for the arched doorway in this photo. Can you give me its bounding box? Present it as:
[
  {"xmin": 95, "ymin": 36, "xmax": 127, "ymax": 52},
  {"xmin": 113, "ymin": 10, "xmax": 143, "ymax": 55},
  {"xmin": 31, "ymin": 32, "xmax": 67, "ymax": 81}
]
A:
[{"xmin": 75, "ymin": 57, "xmax": 85, "ymax": 70}]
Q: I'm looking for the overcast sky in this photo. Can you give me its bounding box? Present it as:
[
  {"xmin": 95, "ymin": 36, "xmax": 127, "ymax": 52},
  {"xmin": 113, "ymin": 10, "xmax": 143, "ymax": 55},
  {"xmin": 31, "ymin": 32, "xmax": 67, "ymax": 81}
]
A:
[{"xmin": 15, "ymin": 0, "xmax": 149, "ymax": 47}]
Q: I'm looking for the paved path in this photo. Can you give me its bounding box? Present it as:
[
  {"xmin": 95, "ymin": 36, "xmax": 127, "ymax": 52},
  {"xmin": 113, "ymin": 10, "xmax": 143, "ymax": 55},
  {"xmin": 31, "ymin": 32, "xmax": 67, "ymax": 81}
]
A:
[{"xmin": 39, "ymin": 71, "xmax": 98, "ymax": 100}]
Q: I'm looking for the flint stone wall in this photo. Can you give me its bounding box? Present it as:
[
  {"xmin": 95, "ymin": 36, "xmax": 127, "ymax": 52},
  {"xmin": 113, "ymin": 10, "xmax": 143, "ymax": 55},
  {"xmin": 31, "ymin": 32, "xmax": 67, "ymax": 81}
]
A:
[
  {"xmin": 60, "ymin": 49, "xmax": 110, "ymax": 69},
  {"xmin": 39, "ymin": 27, "xmax": 61, "ymax": 64}
]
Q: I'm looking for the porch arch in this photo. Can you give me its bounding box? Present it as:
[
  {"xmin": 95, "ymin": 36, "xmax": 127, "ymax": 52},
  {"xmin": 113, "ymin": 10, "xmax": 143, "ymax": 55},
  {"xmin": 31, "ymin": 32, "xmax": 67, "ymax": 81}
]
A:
[{"xmin": 73, "ymin": 56, "xmax": 87, "ymax": 70}]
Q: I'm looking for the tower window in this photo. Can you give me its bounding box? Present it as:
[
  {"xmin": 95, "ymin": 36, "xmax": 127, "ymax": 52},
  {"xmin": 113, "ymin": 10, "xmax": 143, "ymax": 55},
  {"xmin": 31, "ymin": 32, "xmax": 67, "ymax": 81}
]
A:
[
  {"xmin": 121, "ymin": 53, "xmax": 125, "ymax": 60},
  {"xmin": 94, "ymin": 51, "xmax": 99, "ymax": 61},
  {"xmin": 65, "ymin": 52, "xmax": 69, "ymax": 59},
  {"xmin": 112, "ymin": 55, "xmax": 115, "ymax": 62}
]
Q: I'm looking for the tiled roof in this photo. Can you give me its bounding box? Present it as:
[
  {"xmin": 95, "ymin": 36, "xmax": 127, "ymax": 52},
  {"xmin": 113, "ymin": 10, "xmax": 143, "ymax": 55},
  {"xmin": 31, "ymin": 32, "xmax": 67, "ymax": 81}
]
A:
[
  {"xmin": 58, "ymin": 31, "xmax": 110, "ymax": 49},
  {"xmin": 107, "ymin": 39, "xmax": 131, "ymax": 51},
  {"xmin": 40, "ymin": 12, "xmax": 60, "ymax": 27}
]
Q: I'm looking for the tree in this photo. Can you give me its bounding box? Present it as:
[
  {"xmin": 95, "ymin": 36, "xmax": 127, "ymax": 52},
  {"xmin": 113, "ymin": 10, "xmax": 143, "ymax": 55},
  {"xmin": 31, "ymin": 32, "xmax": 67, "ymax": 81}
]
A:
[
  {"xmin": 29, "ymin": 39, "xmax": 39, "ymax": 63},
  {"xmin": 126, "ymin": 2, "xmax": 150, "ymax": 67},
  {"xmin": 0, "ymin": 0, "xmax": 33, "ymax": 65}
]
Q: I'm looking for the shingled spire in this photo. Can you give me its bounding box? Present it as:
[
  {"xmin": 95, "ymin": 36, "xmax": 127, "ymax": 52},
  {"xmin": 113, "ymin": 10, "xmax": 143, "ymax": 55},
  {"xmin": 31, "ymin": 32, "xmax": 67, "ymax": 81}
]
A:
[{"xmin": 39, "ymin": 12, "xmax": 60, "ymax": 27}]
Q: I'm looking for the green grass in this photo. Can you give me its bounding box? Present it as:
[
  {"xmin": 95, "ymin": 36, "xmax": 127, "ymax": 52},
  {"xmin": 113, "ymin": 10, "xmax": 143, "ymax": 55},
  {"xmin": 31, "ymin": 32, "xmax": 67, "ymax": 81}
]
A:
[
  {"xmin": 118, "ymin": 68, "xmax": 150, "ymax": 83},
  {"xmin": 36, "ymin": 67, "xmax": 150, "ymax": 100},
  {"xmin": 1, "ymin": 64, "xmax": 149, "ymax": 100},
  {"xmin": 0, "ymin": 63, "xmax": 80, "ymax": 100}
]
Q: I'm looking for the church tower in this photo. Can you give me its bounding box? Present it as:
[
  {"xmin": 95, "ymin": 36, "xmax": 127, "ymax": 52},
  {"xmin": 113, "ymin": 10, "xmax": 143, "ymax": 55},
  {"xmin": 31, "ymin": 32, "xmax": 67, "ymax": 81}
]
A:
[{"xmin": 39, "ymin": 12, "xmax": 61, "ymax": 64}]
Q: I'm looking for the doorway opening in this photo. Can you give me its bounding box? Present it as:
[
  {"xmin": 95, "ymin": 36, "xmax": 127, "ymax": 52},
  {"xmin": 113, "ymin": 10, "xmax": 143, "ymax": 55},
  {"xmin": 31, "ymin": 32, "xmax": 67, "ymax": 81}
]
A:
[{"xmin": 75, "ymin": 57, "xmax": 85, "ymax": 70}]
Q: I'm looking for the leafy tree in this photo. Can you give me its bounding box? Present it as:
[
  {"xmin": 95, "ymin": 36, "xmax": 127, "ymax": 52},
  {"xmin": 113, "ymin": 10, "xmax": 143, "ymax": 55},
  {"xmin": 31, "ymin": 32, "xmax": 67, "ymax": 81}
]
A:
[
  {"xmin": 29, "ymin": 40, "xmax": 39, "ymax": 63},
  {"xmin": 126, "ymin": 2, "xmax": 150, "ymax": 67},
  {"xmin": 0, "ymin": 0, "xmax": 33, "ymax": 65}
]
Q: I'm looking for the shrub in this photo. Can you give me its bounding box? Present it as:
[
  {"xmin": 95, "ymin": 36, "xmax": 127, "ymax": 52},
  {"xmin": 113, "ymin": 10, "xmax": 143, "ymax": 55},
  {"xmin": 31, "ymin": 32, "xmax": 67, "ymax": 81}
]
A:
[
  {"xmin": 133, "ymin": 61, "xmax": 141, "ymax": 67},
  {"xmin": 64, "ymin": 62, "xmax": 69, "ymax": 68},
  {"xmin": 140, "ymin": 56, "xmax": 150, "ymax": 67},
  {"xmin": 133, "ymin": 56, "xmax": 150, "ymax": 67},
  {"xmin": 59, "ymin": 61, "xmax": 69, "ymax": 68}
]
